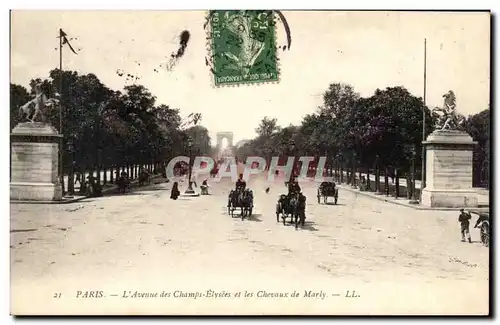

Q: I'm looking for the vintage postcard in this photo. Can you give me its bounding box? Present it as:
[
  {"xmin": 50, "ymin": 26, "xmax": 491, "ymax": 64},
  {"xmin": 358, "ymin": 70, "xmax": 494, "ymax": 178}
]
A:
[{"xmin": 9, "ymin": 10, "xmax": 490, "ymax": 315}]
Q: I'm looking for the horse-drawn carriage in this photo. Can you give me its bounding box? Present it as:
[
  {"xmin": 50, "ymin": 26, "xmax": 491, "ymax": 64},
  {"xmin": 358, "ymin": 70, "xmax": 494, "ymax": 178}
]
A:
[
  {"xmin": 276, "ymin": 192, "xmax": 307, "ymax": 229},
  {"xmin": 116, "ymin": 172, "xmax": 131, "ymax": 194},
  {"xmin": 472, "ymin": 211, "xmax": 490, "ymax": 247},
  {"xmin": 227, "ymin": 188, "xmax": 254, "ymax": 220},
  {"xmin": 81, "ymin": 175, "xmax": 103, "ymax": 197},
  {"xmin": 317, "ymin": 181, "xmax": 338, "ymax": 204}
]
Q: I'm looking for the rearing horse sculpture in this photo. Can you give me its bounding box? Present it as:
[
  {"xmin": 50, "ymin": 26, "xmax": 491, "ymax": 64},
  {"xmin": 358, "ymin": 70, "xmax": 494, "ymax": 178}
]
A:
[
  {"xmin": 19, "ymin": 84, "xmax": 59, "ymax": 123},
  {"xmin": 431, "ymin": 90, "xmax": 465, "ymax": 131}
]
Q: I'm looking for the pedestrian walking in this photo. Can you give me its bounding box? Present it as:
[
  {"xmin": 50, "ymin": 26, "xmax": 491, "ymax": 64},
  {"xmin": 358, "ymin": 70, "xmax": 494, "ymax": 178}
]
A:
[
  {"xmin": 200, "ymin": 179, "xmax": 209, "ymax": 195},
  {"xmin": 458, "ymin": 208, "xmax": 472, "ymax": 243},
  {"xmin": 74, "ymin": 172, "xmax": 82, "ymax": 189},
  {"xmin": 170, "ymin": 182, "xmax": 180, "ymax": 200}
]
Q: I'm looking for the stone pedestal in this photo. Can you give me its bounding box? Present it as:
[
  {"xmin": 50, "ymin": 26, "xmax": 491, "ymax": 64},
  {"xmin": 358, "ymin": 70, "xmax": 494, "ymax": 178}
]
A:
[
  {"xmin": 421, "ymin": 130, "xmax": 477, "ymax": 208},
  {"xmin": 10, "ymin": 122, "xmax": 63, "ymax": 201}
]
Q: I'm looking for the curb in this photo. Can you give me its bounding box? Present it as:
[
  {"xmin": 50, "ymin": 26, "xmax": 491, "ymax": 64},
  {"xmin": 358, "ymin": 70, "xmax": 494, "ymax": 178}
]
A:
[
  {"xmin": 10, "ymin": 196, "xmax": 88, "ymax": 205},
  {"xmin": 10, "ymin": 185, "xmax": 118, "ymax": 205},
  {"xmin": 338, "ymin": 184, "xmax": 490, "ymax": 212},
  {"xmin": 10, "ymin": 174, "xmax": 163, "ymax": 205}
]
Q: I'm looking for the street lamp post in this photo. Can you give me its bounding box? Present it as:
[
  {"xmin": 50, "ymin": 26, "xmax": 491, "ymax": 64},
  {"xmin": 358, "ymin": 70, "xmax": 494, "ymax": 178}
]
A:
[
  {"xmin": 184, "ymin": 136, "xmax": 196, "ymax": 195},
  {"xmin": 324, "ymin": 149, "xmax": 328, "ymax": 178},
  {"xmin": 339, "ymin": 154, "xmax": 344, "ymax": 183},
  {"xmin": 333, "ymin": 154, "xmax": 338, "ymax": 182},
  {"xmin": 290, "ymin": 140, "xmax": 296, "ymax": 179},
  {"xmin": 375, "ymin": 154, "xmax": 381, "ymax": 194},
  {"xmin": 409, "ymin": 147, "xmax": 419, "ymax": 204},
  {"xmin": 96, "ymin": 103, "xmax": 104, "ymax": 184},
  {"xmin": 67, "ymin": 138, "xmax": 75, "ymax": 196},
  {"xmin": 351, "ymin": 151, "xmax": 357, "ymax": 188}
]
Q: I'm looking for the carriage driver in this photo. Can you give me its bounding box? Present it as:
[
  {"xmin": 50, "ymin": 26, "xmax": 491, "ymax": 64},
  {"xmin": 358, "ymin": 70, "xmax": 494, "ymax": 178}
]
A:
[
  {"xmin": 288, "ymin": 175, "xmax": 301, "ymax": 196},
  {"xmin": 235, "ymin": 173, "xmax": 247, "ymax": 191}
]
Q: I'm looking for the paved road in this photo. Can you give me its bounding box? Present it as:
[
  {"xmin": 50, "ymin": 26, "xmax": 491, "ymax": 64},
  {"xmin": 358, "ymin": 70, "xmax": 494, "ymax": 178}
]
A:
[{"xmin": 10, "ymin": 174, "xmax": 489, "ymax": 315}]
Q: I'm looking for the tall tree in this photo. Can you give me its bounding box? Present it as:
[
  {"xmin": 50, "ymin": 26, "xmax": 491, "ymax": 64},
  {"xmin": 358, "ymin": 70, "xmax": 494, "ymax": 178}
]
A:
[
  {"xmin": 255, "ymin": 116, "xmax": 280, "ymax": 138},
  {"xmin": 187, "ymin": 125, "xmax": 212, "ymax": 155},
  {"xmin": 355, "ymin": 87, "xmax": 434, "ymax": 173},
  {"xmin": 465, "ymin": 107, "xmax": 490, "ymax": 187},
  {"xmin": 321, "ymin": 83, "xmax": 360, "ymax": 118},
  {"xmin": 10, "ymin": 69, "xmax": 189, "ymax": 189}
]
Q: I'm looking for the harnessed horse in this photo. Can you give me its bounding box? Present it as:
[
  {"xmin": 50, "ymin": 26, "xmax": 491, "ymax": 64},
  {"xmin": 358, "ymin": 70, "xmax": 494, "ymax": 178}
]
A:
[
  {"xmin": 228, "ymin": 187, "xmax": 254, "ymax": 219},
  {"xmin": 277, "ymin": 192, "xmax": 306, "ymax": 228}
]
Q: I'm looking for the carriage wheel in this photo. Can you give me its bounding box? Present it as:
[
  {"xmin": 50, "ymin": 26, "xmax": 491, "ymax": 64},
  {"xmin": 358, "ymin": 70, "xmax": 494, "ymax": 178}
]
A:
[{"xmin": 481, "ymin": 223, "xmax": 489, "ymax": 247}]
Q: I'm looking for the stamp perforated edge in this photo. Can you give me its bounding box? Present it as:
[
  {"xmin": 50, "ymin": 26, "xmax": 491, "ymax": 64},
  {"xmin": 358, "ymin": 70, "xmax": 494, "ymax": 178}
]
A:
[{"xmin": 205, "ymin": 10, "xmax": 281, "ymax": 88}]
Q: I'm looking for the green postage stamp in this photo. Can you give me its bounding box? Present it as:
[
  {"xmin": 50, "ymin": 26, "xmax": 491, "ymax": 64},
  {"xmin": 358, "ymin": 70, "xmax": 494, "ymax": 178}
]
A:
[{"xmin": 209, "ymin": 10, "xmax": 279, "ymax": 87}]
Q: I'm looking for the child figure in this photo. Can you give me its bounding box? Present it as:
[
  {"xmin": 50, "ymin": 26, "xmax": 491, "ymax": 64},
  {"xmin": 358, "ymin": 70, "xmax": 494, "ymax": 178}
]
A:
[{"xmin": 458, "ymin": 209, "xmax": 472, "ymax": 243}]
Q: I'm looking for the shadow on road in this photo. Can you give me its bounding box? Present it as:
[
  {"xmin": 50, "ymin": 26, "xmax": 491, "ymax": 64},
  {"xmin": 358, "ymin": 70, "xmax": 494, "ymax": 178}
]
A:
[
  {"xmin": 132, "ymin": 186, "xmax": 168, "ymax": 193},
  {"xmin": 81, "ymin": 190, "xmax": 157, "ymax": 202},
  {"xmin": 322, "ymin": 202, "xmax": 339, "ymax": 206},
  {"xmin": 301, "ymin": 221, "xmax": 319, "ymax": 231},
  {"xmin": 10, "ymin": 228, "xmax": 37, "ymax": 233},
  {"xmin": 97, "ymin": 184, "xmax": 167, "ymax": 197},
  {"xmin": 244, "ymin": 214, "xmax": 263, "ymax": 222},
  {"xmin": 279, "ymin": 218, "xmax": 318, "ymax": 231}
]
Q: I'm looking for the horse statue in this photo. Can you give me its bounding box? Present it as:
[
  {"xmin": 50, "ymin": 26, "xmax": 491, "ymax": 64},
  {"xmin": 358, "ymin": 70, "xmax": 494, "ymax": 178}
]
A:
[
  {"xmin": 431, "ymin": 90, "xmax": 465, "ymax": 131},
  {"xmin": 18, "ymin": 84, "xmax": 59, "ymax": 123}
]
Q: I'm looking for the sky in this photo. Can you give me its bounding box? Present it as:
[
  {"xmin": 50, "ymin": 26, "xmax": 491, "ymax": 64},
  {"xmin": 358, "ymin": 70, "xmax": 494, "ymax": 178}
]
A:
[{"xmin": 10, "ymin": 11, "xmax": 490, "ymax": 144}]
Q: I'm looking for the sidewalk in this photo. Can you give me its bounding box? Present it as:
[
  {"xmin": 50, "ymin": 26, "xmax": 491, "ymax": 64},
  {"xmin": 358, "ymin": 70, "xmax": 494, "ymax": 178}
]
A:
[
  {"xmin": 10, "ymin": 174, "xmax": 163, "ymax": 205},
  {"xmin": 335, "ymin": 170, "xmax": 489, "ymax": 206},
  {"xmin": 338, "ymin": 184, "xmax": 490, "ymax": 213}
]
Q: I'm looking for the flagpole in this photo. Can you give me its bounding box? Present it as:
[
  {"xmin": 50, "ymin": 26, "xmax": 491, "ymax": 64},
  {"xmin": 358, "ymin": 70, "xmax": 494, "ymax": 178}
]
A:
[
  {"xmin": 420, "ymin": 38, "xmax": 427, "ymax": 200},
  {"xmin": 59, "ymin": 29, "xmax": 65, "ymax": 195}
]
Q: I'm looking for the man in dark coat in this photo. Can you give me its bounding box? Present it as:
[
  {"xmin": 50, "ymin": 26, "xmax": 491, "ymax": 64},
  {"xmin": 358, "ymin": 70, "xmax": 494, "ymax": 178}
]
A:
[
  {"xmin": 235, "ymin": 174, "xmax": 246, "ymax": 191},
  {"xmin": 458, "ymin": 209, "xmax": 472, "ymax": 243},
  {"xmin": 170, "ymin": 182, "xmax": 180, "ymax": 200},
  {"xmin": 287, "ymin": 175, "xmax": 301, "ymax": 196}
]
